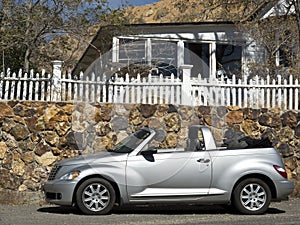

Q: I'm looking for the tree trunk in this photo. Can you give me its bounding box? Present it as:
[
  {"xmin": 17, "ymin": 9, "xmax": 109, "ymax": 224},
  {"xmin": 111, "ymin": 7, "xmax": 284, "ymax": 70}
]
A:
[
  {"xmin": 24, "ymin": 47, "xmax": 31, "ymax": 73},
  {"xmin": 293, "ymin": 0, "xmax": 300, "ymax": 69},
  {"xmin": 23, "ymin": 0, "xmax": 33, "ymax": 73}
]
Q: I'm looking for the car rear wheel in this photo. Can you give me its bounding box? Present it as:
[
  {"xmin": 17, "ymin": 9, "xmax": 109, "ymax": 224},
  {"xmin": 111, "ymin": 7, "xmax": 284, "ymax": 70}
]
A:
[
  {"xmin": 232, "ymin": 178, "xmax": 271, "ymax": 215},
  {"xmin": 76, "ymin": 178, "xmax": 116, "ymax": 215}
]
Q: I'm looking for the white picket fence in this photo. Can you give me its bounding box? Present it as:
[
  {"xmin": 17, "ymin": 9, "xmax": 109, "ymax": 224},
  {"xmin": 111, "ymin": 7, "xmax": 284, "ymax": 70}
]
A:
[
  {"xmin": 0, "ymin": 65, "xmax": 299, "ymax": 110},
  {"xmin": 191, "ymin": 74, "xmax": 299, "ymax": 110},
  {"xmin": 0, "ymin": 69, "xmax": 51, "ymax": 101}
]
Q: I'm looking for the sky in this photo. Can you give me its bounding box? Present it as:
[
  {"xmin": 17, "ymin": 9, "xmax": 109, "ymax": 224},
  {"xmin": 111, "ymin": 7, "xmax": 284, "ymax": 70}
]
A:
[{"xmin": 108, "ymin": 0, "xmax": 161, "ymax": 8}]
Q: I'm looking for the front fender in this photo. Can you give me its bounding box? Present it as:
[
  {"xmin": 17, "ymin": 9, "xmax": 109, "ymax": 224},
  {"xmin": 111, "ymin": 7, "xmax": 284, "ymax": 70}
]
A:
[{"xmin": 73, "ymin": 162, "xmax": 128, "ymax": 203}]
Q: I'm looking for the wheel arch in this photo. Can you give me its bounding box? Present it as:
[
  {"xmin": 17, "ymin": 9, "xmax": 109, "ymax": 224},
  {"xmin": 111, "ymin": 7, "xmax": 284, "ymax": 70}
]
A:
[
  {"xmin": 72, "ymin": 174, "xmax": 121, "ymax": 206},
  {"xmin": 231, "ymin": 173, "xmax": 277, "ymax": 201}
]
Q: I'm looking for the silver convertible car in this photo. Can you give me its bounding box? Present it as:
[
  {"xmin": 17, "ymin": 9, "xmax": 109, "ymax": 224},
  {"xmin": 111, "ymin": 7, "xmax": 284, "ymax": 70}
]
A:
[{"xmin": 43, "ymin": 126, "xmax": 294, "ymax": 215}]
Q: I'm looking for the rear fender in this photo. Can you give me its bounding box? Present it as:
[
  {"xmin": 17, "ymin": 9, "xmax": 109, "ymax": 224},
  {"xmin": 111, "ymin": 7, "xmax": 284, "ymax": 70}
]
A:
[{"xmin": 210, "ymin": 157, "xmax": 278, "ymax": 199}]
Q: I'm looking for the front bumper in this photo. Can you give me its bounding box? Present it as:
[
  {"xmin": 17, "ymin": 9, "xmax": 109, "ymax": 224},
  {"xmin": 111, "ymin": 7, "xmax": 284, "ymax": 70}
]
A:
[
  {"xmin": 274, "ymin": 179, "xmax": 294, "ymax": 200},
  {"xmin": 42, "ymin": 180, "xmax": 78, "ymax": 206}
]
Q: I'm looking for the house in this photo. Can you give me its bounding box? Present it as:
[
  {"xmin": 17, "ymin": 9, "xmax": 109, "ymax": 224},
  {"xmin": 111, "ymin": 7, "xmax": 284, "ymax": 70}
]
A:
[
  {"xmin": 73, "ymin": 22, "xmax": 255, "ymax": 79},
  {"xmin": 72, "ymin": 1, "xmax": 294, "ymax": 81}
]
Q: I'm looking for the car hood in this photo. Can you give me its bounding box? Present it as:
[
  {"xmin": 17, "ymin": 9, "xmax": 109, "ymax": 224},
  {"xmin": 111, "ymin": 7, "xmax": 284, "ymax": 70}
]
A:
[{"xmin": 57, "ymin": 151, "xmax": 127, "ymax": 166}]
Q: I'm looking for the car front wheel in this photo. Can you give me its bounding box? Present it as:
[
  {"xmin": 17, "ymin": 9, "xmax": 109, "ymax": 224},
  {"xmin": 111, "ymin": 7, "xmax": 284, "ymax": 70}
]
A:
[
  {"xmin": 232, "ymin": 178, "xmax": 271, "ymax": 215},
  {"xmin": 76, "ymin": 178, "xmax": 116, "ymax": 215}
]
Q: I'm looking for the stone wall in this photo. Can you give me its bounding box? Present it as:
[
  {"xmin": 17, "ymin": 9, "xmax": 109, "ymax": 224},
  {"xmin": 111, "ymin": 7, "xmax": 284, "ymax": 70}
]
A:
[{"xmin": 0, "ymin": 101, "xmax": 299, "ymax": 205}]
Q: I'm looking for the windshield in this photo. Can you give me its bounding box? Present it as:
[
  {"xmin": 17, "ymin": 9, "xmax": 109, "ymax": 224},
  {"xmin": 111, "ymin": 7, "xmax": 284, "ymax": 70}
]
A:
[{"xmin": 108, "ymin": 129, "xmax": 151, "ymax": 153}]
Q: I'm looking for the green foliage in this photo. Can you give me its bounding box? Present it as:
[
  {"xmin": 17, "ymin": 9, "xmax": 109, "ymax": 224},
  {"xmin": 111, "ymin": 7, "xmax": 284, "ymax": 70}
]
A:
[{"xmin": 0, "ymin": 48, "xmax": 23, "ymax": 74}]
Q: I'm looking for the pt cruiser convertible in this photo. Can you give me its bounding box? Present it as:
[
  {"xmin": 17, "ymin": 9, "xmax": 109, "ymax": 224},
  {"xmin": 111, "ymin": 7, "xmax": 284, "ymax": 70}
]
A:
[{"xmin": 43, "ymin": 126, "xmax": 294, "ymax": 215}]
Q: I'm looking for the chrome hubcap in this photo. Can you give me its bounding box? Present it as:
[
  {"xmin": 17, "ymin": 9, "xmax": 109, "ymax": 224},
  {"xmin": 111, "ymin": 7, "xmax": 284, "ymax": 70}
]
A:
[
  {"xmin": 82, "ymin": 183, "xmax": 110, "ymax": 212},
  {"xmin": 240, "ymin": 183, "xmax": 266, "ymax": 211}
]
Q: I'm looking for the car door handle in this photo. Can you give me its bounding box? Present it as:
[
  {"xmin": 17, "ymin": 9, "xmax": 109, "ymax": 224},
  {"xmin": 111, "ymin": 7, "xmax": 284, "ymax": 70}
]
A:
[{"xmin": 197, "ymin": 158, "xmax": 210, "ymax": 163}]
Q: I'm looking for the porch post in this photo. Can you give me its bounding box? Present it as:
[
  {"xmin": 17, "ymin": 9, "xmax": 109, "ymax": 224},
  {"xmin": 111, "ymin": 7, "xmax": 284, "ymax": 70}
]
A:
[
  {"xmin": 112, "ymin": 37, "xmax": 119, "ymax": 63},
  {"xmin": 180, "ymin": 64, "xmax": 193, "ymax": 105},
  {"xmin": 210, "ymin": 42, "xmax": 217, "ymax": 79},
  {"xmin": 177, "ymin": 40, "xmax": 184, "ymax": 68},
  {"xmin": 51, "ymin": 60, "xmax": 63, "ymax": 101},
  {"xmin": 146, "ymin": 38, "xmax": 152, "ymax": 65}
]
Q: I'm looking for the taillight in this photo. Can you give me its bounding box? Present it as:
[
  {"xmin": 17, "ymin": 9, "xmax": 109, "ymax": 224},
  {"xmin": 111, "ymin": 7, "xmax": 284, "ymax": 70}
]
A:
[{"xmin": 273, "ymin": 165, "xmax": 287, "ymax": 179}]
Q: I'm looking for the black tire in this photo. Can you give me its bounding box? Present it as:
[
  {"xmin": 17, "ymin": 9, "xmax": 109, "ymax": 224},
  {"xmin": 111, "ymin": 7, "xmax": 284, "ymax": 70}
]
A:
[
  {"xmin": 232, "ymin": 178, "xmax": 271, "ymax": 215},
  {"xmin": 76, "ymin": 178, "xmax": 116, "ymax": 215}
]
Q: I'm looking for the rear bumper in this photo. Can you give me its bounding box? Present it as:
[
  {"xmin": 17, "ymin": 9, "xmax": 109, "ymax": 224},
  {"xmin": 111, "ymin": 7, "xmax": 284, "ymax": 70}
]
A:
[
  {"xmin": 274, "ymin": 179, "xmax": 294, "ymax": 200},
  {"xmin": 42, "ymin": 180, "xmax": 78, "ymax": 206}
]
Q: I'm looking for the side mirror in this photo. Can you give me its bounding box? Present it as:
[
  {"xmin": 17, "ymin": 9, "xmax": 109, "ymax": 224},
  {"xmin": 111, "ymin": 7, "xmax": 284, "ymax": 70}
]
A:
[
  {"xmin": 140, "ymin": 148, "xmax": 157, "ymax": 162},
  {"xmin": 141, "ymin": 148, "xmax": 157, "ymax": 156}
]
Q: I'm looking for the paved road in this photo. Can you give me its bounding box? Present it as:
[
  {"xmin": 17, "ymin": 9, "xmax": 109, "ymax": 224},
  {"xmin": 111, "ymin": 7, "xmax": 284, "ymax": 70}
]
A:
[{"xmin": 0, "ymin": 198, "xmax": 299, "ymax": 225}]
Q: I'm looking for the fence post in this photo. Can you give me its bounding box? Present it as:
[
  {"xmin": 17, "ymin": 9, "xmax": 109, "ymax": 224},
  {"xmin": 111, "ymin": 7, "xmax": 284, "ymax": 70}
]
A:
[
  {"xmin": 180, "ymin": 65, "xmax": 193, "ymax": 105},
  {"xmin": 51, "ymin": 60, "xmax": 63, "ymax": 101}
]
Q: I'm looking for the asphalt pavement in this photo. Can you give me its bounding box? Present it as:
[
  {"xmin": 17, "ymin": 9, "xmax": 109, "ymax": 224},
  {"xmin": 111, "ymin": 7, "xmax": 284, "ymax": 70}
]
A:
[{"xmin": 0, "ymin": 198, "xmax": 300, "ymax": 225}]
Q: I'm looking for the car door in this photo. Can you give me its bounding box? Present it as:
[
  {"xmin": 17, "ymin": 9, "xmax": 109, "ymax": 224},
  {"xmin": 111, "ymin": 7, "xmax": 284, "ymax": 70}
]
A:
[{"xmin": 125, "ymin": 149, "xmax": 212, "ymax": 202}]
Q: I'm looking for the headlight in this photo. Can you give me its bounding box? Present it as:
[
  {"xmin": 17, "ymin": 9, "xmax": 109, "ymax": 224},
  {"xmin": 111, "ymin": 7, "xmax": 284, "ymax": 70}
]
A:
[{"xmin": 59, "ymin": 171, "xmax": 81, "ymax": 180}]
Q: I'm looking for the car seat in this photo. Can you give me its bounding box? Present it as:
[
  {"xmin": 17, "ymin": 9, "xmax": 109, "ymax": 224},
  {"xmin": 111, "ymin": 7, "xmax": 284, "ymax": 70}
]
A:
[{"xmin": 186, "ymin": 127, "xmax": 203, "ymax": 151}]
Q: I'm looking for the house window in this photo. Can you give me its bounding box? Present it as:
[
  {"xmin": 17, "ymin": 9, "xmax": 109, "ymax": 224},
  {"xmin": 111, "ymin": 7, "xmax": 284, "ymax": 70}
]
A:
[
  {"xmin": 117, "ymin": 38, "xmax": 178, "ymax": 69},
  {"xmin": 275, "ymin": 31, "xmax": 296, "ymax": 68},
  {"xmin": 118, "ymin": 38, "xmax": 146, "ymax": 64},
  {"xmin": 184, "ymin": 42, "xmax": 210, "ymax": 78},
  {"xmin": 216, "ymin": 44, "xmax": 242, "ymax": 78},
  {"xmin": 152, "ymin": 40, "xmax": 177, "ymax": 66},
  {"xmin": 184, "ymin": 42, "xmax": 242, "ymax": 79},
  {"xmin": 276, "ymin": 45, "xmax": 292, "ymax": 67}
]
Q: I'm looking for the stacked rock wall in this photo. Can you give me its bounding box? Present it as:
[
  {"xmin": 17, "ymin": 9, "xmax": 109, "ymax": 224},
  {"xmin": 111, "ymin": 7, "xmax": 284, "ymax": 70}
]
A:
[{"xmin": 0, "ymin": 101, "xmax": 299, "ymax": 204}]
